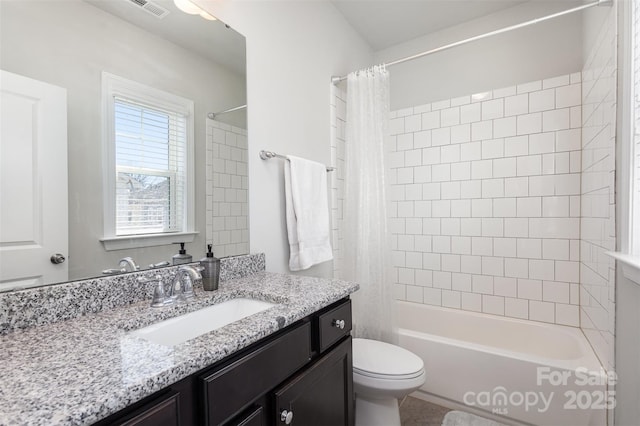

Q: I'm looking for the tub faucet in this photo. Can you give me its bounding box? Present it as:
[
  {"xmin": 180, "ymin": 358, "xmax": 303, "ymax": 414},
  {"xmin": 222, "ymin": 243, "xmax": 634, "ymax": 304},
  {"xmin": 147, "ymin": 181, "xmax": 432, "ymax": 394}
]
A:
[
  {"xmin": 119, "ymin": 257, "xmax": 139, "ymax": 272},
  {"xmin": 169, "ymin": 265, "xmax": 203, "ymax": 301}
]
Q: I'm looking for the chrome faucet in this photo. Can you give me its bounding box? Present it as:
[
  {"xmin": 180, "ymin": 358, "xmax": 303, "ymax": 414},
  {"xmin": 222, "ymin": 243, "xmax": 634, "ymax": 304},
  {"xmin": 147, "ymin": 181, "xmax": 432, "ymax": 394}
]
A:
[
  {"xmin": 139, "ymin": 266, "xmax": 203, "ymax": 308},
  {"xmin": 119, "ymin": 257, "xmax": 139, "ymax": 272},
  {"xmin": 102, "ymin": 268, "xmax": 125, "ymax": 275},
  {"xmin": 169, "ymin": 265, "xmax": 203, "ymax": 301},
  {"xmin": 102, "ymin": 256, "xmax": 140, "ymax": 275},
  {"xmin": 148, "ymin": 261, "xmax": 171, "ymax": 269}
]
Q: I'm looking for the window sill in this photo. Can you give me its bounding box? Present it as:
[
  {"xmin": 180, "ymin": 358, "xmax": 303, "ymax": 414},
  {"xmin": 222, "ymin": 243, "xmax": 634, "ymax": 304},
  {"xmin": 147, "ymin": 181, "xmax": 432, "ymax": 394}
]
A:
[
  {"xmin": 606, "ymin": 252, "xmax": 640, "ymax": 285},
  {"xmin": 100, "ymin": 231, "xmax": 198, "ymax": 251}
]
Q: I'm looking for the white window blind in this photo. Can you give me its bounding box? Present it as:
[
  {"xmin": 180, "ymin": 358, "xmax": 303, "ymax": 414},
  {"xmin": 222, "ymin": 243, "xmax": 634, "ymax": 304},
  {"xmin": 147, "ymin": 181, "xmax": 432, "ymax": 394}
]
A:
[{"xmin": 114, "ymin": 98, "xmax": 187, "ymax": 235}]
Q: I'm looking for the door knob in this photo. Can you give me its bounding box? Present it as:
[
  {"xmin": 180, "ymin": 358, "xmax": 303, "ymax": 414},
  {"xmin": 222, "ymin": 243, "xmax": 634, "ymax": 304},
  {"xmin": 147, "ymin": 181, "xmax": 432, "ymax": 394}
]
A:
[
  {"xmin": 280, "ymin": 409, "xmax": 294, "ymax": 424},
  {"xmin": 332, "ymin": 319, "xmax": 345, "ymax": 329},
  {"xmin": 50, "ymin": 253, "xmax": 66, "ymax": 264}
]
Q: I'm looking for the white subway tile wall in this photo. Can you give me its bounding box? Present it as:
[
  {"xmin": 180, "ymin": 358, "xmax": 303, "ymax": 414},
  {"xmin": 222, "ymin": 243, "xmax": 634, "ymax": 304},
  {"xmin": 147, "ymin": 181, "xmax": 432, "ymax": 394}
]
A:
[
  {"xmin": 330, "ymin": 50, "xmax": 616, "ymax": 372},
  {"xmin": 387, "ymin": 73, "xmax": 582, "ymax": 327},
  {"xmin": 580, "ymin": 8, "xmax": 617, "ymax": 372},
  {"xmin": 206, "ymin": 120, "xmax": 249, "ymax": 258}
]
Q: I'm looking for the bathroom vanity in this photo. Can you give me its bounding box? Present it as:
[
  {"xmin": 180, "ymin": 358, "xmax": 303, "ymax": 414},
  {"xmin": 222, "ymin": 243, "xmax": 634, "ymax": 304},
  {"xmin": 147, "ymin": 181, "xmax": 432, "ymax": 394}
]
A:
[
  {"xmin": 95, "ymin": 298, "xmax": 354, "ymax": 426},
  {"xmin": 0, "ymin": 262, "xmax": 358, "ymax": 426}
]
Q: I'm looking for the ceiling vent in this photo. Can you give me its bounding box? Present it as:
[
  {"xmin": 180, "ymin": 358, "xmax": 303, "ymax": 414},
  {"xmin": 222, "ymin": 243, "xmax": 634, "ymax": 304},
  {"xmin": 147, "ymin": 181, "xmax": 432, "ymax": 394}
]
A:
[{"xmin": 125, "ymin": 0, "xmax": 169, "ymax": 18}]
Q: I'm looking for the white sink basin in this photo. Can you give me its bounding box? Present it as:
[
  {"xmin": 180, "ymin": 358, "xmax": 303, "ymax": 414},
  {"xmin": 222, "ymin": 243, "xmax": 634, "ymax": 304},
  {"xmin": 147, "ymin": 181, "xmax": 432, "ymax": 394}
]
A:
[{"xmin": 131, "ymin": 298, "xmax": 276, "ymax": 347}]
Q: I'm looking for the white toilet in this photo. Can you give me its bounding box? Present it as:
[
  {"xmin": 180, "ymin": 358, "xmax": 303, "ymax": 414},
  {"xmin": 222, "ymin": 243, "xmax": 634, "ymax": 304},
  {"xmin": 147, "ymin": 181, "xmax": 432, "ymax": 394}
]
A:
[{"xmin": 352, "ymin": 338, "xmax": 426, "ymax": 426}]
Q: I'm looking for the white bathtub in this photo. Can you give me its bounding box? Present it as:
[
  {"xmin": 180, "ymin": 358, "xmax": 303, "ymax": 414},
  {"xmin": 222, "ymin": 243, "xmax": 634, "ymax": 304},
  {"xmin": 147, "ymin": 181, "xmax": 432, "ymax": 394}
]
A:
[{"xmin": 396, "ymin": 301, "xmax": 611, "ymax": 426}]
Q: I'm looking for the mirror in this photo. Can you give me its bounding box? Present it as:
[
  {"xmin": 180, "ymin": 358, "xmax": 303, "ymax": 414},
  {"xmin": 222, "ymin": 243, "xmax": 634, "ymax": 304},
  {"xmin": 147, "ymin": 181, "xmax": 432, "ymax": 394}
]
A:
[{"xmin": 0, "ymin": 0, "xmax": 248, "ymax": 290}]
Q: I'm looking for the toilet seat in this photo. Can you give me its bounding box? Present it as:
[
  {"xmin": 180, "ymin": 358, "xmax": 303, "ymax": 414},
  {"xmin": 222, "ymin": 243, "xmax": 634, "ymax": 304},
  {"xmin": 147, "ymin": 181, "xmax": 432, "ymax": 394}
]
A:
[
  {"xmin": 352, "ymin": 338, "xmax": 424, "ymax": 380},
  {"xmin": 353, "ymin": 367, "xmax": 424, "ymax": 380}
]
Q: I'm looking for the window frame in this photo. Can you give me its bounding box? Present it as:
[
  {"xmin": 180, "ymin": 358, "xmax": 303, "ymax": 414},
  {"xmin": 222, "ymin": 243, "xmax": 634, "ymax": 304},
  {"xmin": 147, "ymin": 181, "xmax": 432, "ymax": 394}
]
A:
[
  {"xmin": 631, "ymin": 0, "xmax": 640, "ymax": 257},
  {"xmin": 609, "ymin": 0, "xmax": 640, "ymax": 285},
  {"xmin": 620, "ymin": 0, "xmax": 640, "ymax": 257},
  {"xmin": 100, "ymin": 72, "xmax": 196, "ymax": 250}
]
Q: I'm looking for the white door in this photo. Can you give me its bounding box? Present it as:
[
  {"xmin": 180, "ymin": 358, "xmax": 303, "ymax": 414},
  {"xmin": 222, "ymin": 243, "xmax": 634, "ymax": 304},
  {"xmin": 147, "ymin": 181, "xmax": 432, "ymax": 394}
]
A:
[{"xmin": 0, "ymin": 70, "xmax": 68, "ymax": 290}]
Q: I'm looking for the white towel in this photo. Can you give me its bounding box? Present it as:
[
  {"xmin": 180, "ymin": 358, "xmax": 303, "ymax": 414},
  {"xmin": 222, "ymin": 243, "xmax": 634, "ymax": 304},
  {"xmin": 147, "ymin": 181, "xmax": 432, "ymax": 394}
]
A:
[{"xmin": 284, "ymin": 155, "xmax": 333, "ymax": 271}]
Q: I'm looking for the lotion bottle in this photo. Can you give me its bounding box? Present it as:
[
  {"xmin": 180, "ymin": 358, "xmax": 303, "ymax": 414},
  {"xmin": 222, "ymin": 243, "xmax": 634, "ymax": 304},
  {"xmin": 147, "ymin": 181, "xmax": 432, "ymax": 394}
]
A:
[
  {"xmin": 172, "ymin": 242, "xmax": 192, "ymax": 265},
  {"xmin": 200, "ymin": 244, "xmax": 220, "ymax": 291}
]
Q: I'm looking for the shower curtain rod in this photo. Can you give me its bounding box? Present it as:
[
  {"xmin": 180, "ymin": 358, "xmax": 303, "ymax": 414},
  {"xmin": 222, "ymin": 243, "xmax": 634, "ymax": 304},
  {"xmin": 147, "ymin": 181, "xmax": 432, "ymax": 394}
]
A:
[
  {"xmin": 207, "ymin": 104, "xmax": 247, "ymax": 119},
  {"xmin": 331, "ymin": 0, "xmax": 611, "ymax": 85}
]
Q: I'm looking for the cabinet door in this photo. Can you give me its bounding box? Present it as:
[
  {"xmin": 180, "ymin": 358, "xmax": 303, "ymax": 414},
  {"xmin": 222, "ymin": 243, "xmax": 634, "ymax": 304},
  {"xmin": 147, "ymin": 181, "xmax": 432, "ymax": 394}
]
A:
[
  {"xmin": 274, "ymin": 337, "xmax": 353, "ymax": 426},
  {"xmin": 117, "ymin": 391, "xmax": 180, "ymax": 426},
  {"xmin": 227, "ymin": 405, "xmax": 265, "ymax": 426},
  {"xmin": 202, "ymin": 321, "xmax": 311, "ymax": 425}
]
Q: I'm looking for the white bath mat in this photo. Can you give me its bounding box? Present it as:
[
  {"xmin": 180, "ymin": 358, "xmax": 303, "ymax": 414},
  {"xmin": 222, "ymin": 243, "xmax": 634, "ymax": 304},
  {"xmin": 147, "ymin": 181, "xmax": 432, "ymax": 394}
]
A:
[{"xmin": 442, "ymin": 410, "xmax": 507, "ymax": 426}]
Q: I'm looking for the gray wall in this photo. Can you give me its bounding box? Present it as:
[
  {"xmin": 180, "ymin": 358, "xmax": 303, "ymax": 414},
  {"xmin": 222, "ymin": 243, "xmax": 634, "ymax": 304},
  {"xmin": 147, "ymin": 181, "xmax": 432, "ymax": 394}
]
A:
[
  {"xmin": 374, "ymin": 1, "xmax": 584, "ymax": 110},
  {"xmin": 1, "ymin": 0, "xmax": 246, "ymax": 280},
  {"xmin": 615, "ymin": 271, "xmax": 640, "ymax": 425},
  {"xmin": 200, "ymin": 0, "xmax": 374, "ymax": 277}
]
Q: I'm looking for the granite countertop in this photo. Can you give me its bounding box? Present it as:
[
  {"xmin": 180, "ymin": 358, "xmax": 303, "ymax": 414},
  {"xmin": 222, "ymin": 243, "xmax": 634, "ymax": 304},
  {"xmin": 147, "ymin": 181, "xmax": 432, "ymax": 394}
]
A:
[{"xmin": 0, "ymin": 272, "xmax": 359, "ymax": 426}]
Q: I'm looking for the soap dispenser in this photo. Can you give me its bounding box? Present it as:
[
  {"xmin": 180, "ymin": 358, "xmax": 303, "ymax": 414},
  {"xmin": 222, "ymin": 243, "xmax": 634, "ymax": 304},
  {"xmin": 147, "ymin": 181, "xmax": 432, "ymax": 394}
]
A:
[
  {"xmin": 172, "ymin": 242, "xmax": 192, "ymax": 265},
  {"xmin": 200, "ymin": 244, "xmax": 220, "ymax": 291}
]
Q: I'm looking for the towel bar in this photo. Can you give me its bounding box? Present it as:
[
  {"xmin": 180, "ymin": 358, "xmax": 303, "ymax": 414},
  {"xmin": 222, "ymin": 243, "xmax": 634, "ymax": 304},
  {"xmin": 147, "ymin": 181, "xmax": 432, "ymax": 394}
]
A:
[{"xmin": 259, "ymin": 150, "xmax": 336, "ymax": 172}]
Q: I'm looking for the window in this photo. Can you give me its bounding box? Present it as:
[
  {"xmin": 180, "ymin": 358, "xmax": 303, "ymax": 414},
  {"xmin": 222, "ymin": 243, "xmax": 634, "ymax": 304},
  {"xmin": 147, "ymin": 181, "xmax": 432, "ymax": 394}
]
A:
[
  {"xmin": 101, "ymin": 73, "xmax": 195, "ymax": 249},
  {"xmin": 114, "ymin": 99, "xmax": 185, "ymax": 235}
]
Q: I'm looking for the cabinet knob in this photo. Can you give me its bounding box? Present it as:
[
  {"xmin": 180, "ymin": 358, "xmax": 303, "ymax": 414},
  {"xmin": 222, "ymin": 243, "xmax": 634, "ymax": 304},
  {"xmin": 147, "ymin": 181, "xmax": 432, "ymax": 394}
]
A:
[
  {"xmin": 332, "ymin": 319, "xmax": 345, "ymax": 329},
  {"xmin": 280, "ymin": 409, "xmax": 294, "ymax": 424}
]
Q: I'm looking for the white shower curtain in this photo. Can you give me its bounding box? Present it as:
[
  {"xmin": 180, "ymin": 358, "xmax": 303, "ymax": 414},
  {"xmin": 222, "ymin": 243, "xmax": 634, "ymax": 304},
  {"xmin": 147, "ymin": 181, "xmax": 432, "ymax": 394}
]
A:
[{"xmin": 340, "ymin": 65, "xmax": 394, "ymax": 343}]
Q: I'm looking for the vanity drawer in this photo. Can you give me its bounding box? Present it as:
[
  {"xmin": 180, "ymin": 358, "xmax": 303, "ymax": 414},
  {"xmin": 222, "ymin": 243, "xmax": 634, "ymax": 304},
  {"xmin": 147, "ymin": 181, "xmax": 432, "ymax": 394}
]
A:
[
  {"xmin": 201, "ymin": 321, "xmax": 311, "ymax": 425},
  {"xmin": 317, "ymin": 299, "xmax": 352, "ymax": 353}
]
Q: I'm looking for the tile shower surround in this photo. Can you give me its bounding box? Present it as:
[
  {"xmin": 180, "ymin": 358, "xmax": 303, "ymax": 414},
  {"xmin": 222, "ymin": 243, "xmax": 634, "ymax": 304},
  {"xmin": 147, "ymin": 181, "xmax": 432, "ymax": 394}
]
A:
[
  {"xmin": 579, "ymin": 7, "xmax": 617, "ymax": 372},
  {"xmin": 0, "ymin": 253, "xmax": 265, "ymax": 335},
  {"xmin": 330, "ymin": 86, "xmax": 347, "ymax": 280},
  {"xmin": 206, "ymin": 120, "xmax": 249, "ymax": 258},
  {"xmin": 332, "ymin": 73, "xmax": 586, "ymax": 327},
  {"xmin": 387, "ymin": 73, "xmax": 583, "ymax": 327},
  {"xmin": 330, "ymin": 47, "xmax": 617, "ymax": 373}
]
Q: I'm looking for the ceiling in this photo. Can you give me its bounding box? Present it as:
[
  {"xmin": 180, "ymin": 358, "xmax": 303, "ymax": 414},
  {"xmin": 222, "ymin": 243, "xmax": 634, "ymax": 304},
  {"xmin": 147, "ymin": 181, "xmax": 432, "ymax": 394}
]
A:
[
  {"xmin": 331, "ymin": 0, "xmax": 530, "ymax": 51},
  {"xmin": 85, "ymin": 0, "xmax": 246, "ymax": 75}
]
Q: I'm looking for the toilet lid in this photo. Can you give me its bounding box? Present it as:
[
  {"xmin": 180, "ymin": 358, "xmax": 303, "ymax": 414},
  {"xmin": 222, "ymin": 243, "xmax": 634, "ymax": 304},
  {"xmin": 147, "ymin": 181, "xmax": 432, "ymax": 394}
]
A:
[{"xmin": 353, "ymin": 338, "xmax": 424, "ymax": 379}]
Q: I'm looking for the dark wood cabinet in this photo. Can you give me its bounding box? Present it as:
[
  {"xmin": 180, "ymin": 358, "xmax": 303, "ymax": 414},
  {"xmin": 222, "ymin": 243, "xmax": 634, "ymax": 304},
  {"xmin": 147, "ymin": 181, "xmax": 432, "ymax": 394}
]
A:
[
  {"xmin": 201, "ymin": 322, "xmax": 312, "ymax": 425},
  {"xmin": 111, "ymin": 391, "xmax": 181, "ymax": 426},
  {"xmin": 315, "ymin": 300, "xmax": 352, "ymax": 353},
  {"xmin": 228, "ymin": 405, "xmax": 265, "ymax": 426},
  {"xmin": 274, "ymin": 337, "xmax": 353, "ymax": 426},
  {"xmin": 96, "ymin": 298, "xmax": 353, "ymax": 426}
]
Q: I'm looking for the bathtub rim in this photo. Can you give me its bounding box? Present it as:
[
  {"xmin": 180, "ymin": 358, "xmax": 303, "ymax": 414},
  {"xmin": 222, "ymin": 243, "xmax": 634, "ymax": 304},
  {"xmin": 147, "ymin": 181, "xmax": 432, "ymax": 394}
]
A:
[{"xmin": 395, "ymin": 300, "xmax": 605, "ymax": 375}]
